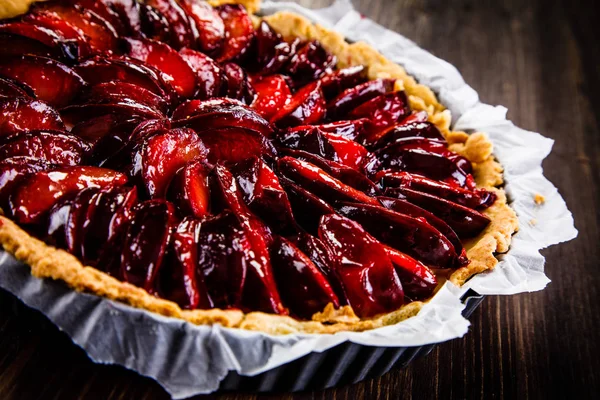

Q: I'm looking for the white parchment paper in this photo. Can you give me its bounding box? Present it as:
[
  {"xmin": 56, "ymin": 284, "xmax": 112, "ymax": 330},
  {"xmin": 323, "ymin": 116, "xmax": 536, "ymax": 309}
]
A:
[{"xmin": 0, "ymin": 1, "xmax": 577, "ymax": 398}]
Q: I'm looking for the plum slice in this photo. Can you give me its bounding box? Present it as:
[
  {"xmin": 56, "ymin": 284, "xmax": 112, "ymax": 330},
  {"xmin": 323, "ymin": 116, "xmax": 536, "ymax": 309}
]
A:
[
  {"xmin": 75, "ymin": 56, "xmax": 169, "ymax": 98},
  {"xmin": 172, "ymin": 100, "xmax": 274, "ymax": 138},
  {"xmin": 44, "ymin": 196, "xmax": 73, "ymax": 249},
  {"xmin": 251, "ymin": 75, "xmax": 292, "ymax": 120},
  {"xmin": 69, "ymin": 0, "xmax": 139, "ymax": 36},
  {"xmin": 167, "ymin": 160, "xmax": 211, "ymax": 218},
  {"xmin": 215, "ymin": 4, "xmax": 254, "ymax": 62},
  {"xmin": 380, "ymin": 171, "xmax": 497, "ymax": 210},
  {"xmin": 279, "ymin": 175, "xmax": 335, "ymax": 235},
  {"xmin": 313, "ymin": 118, "xmax": 369, "ymax": 141},
  {"xmin": 336, "ymin": 202, "xmax": 459, "ymax": 269},
  {"xmin": 0, "ymin": 98, "xmax": 65, "ymax": 137},
  {"xmin": 31, "ymin": 2, "xmax": 119, "ymax": 55},
  {"xmin": 198, "ymin": 127, "xmax": 277, "ymax": 164},
  {"xmin": 318, "ymin": 214, "xmax": 404, "ymax": 318},
  {"xmin": 0, "ymin": 23, "xmax": 80, "ymax": 62},
  {"xmin": 278, "ymin": 157, "xmax": 379, "ymax": 206},
  {"xmin": 282, "ymin": 149, "xmax": 380, "ymax": 197},
  {"xmin": 196, "ymin": 211, "xmax": 248, "ymax": 309},
  {"xmin": 60, "ymin": 101, "xmax": 164, "ymax": 128},
  {"xmin": 284, "ymin": 41, "xmax": 336, "ymax": 88},
  {"xmin": 248, "ymin": 21, "xmax": 293, "ymax": 75},
  {"xmin": 320, "ymin": 130, "xmax": 369, "ymax": 171},
  {"xmin": 160, "ymin": 218, "xmax": 213, "ymax": 310},
  {"xmin": 179, "ymin": 48, "xmax": 224, "ymax": 99},
  {"xmin": 383, "ymin": 246, "xmax": 438, "ymax": 301},
  {"xmin": 326, "ymin": 78, "xmax": 396, "ymax": 120},
  {"xmin": 232, "ymin": 157, "xmax": 297, "ymax": 234},
  {"xmin": 211, "ymin": 165, "xmax": 286, "ymax": 314},
  {"xmin": 0, "ymin": 55, "xmax": 85, "ymax": 108},
  {"xmin": 368, "ymin": 144, "xmax": 472, "ymax": 188},
  {"xmin": 378, "ymin": 196, "xmax": 467, "ymax": 265},
  {"xmin": 270, "ymin": 235, "xmax": 339, "ymax": 319},
  {"xmin": 143, "ymin": 0, "xmax": 197, "ymax": 49},
  {"xmin": 132, "ymin": 128, "xmax": 208, "ymax": 199},
  {"xmin": 368, "ymin": 121, "xmax": 445, "ymax": 149},
  {"xmin": 81, "ymin": 185, "xmax": 138, "ymax": 265},
  {"xmin": 0, "ymin": 130, "xmax": 88, "ymax": 166},
  {"xmin": 276, "ymin": 126, "xmax": 338, "ymax": 161},
  {"xmin": 81, "ymin": 81, "xmax": 169, "ymax": 115},
  {"xmin": 0, "ymin": 77, "xmax": 34, "ymax": 99},
  {"xmin": 179, "ymin": 0, "xmax": 225, "ymax": 54},
  {"xmin": 0, "ymin": 157, "xmax": 53, "ymax": 208},
  {"xmin": 123, "ymin": 37, "xmax": 197, "ymax": 98},
  {"xmin": 22, "ymin": 11, "xmax": 92, "ymax": 58},
  {"xmin": 348, "ymin": 91, "xmax": 410, "ymax": 133},
  {"xmin": 85, "ymin": 117, "xmax": 144, "ymax": 167},
  {"xmin": 387, "ymin": 187, "xmax": 491, "ymax": 238},
  {"xmin": 65, "ymin": 187, "xmax": 100, "ymax": 257},
  {"xmin": 318, "ymin": 66, "xmax": 368, "ymax": 100},
  {"xmin": 9, "ymin": 166, "xmax": 128, "ymax": 224},
  {"xmin": 220, "ymin": 62, "xmax": 255, "ymax": 104},
  {"xmin": 270, "ymin": 81, "xmax": 326, "ymax": 128},
  {"xmin": 289, "ymin": 232, "xmax": 347, "ymax": 304},
  {"xmin": 120, "ymin": 200, "xmax": 177, "ymax": 292}
]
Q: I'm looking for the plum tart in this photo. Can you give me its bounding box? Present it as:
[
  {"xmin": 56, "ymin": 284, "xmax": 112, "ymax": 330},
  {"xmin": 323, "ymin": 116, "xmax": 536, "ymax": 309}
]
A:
[{"xmin": 0, "ymin": 0, "xmax": 518, "ymax": 334}]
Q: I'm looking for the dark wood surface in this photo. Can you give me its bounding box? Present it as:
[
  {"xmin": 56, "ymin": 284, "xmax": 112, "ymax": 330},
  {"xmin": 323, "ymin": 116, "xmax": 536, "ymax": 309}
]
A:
[{"xmin": 1, "ymin": 0, "xmax": 599, "ymax": 399}]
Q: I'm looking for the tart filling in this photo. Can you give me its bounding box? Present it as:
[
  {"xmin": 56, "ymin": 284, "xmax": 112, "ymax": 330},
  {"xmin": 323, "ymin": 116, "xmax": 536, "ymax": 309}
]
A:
[{"xmin": 0, "ymin": 0, "xmax": 518, "ymax": 334}]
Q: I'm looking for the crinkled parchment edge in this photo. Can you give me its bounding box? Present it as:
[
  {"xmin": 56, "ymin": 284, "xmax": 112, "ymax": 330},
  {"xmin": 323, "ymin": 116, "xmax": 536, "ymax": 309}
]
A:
[{"xmin": 0, "ymin": 0, "xmax": 518, "ymax": 335}]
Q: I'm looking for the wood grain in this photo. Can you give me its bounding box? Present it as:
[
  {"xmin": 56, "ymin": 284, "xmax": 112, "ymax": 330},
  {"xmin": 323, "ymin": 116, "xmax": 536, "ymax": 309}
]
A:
[{"xmin": 1, "ymin": 0, "xmax": 599, "ymax": 399}]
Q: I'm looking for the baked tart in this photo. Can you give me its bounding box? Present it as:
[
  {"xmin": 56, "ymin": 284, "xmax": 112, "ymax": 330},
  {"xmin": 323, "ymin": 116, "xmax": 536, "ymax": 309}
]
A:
[{"xmin": 0, "ymin": 0, "xmax": 518, "ymax": 334}]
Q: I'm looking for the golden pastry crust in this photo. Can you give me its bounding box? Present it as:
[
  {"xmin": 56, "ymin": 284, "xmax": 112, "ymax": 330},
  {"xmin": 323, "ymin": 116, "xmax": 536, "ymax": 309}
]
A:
[{"xmin": 0, "ymin": 0, "xmax": 519, "ymax": 334}]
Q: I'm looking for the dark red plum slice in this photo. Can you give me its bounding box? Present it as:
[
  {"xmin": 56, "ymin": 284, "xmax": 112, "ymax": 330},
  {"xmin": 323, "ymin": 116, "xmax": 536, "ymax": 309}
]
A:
[
  {"xmin": 81, "ymin": 185, "xmax": 138, "ymax": 265},
  {"xmin": 0, "ymin": 130, "xmax": 87, "ymax": 166},
  {"xmin": 160, "ymin": 218, "xmax": 214, "ymax": 309},
  {"xmin": 270, "ymin": 235, "xmax": 339, "ymax": 319},
  {"xmin": 318, "ymin": 214, "xmax": 404, "ymax": 318},
  {"xmin": 143, "ymin": 0, "xmax": 197, "ymax": 49},
  {"xmin": 180, "ymin": 0, "xmax": 225, "ymax": 54},
  {"xmin": 211, "ymin": 165, "xmax": 286, "ymax": 314},
  {"xmin": 232, "ymin": 157, "xmax": 297, "ymax": 234},
  {"xmin": 82, "ymin": 81, "xmax": 169, "ymax": 115},
  {"xmin": 120, "ymin": 200, "xmax": 177, "ymax": 292},
  {"xmin": 132, "ymin": 128, "xmax": 208, "ymax": 199},
  {"xmin": 60, "ymin": 101, "xmax": 164, "ymax": 127},
  {"xmin": 289, "ymin": 232, "xmax": 347, "ymax": 304},
  {"xmin": 251, "ymin": 75, "xmax": 292, "ymax": 120},
  {"xmin": 0, "ymin": 98, "xmax": 64, "ymax": 137},
  {"xmin": 348, "ymin": 91, "xmax": 410, "ymax": 133},
  {"xmin": 0, "ymin": 55, "xmax": 85, "ymax": 107},
  {"xmin": 279, "ymin": 175, "xmax": 335, "ymax": 235},
  {"xmin": 276, "ymin": 126, "xmax": 338, "ymax": 161},
  {"xmin": 196, "ymin": 211, "xmax": 248, "ymax": 309},
  {"xmin": 387, "ymin": 187, "xmax": 491, "ymax": 238},
  {"xmin": 248, "ymin": 21, "xmax": 292, "ymax": 75},
  {"xmin": 383, "ymin": 246, "xmax": 438, "ymax": 301},
  {"xmin": 167, "ymin": 160, "xmax": 211, "ymax": 218},
  {"xmin": 123, "ymin": 37, "xmax": 197, "ymax": 98},
  {"xmin": 75, "ymin": 56, "xmax": 169, "ymax": 98},
  {"xmin": 0, "ymin": 157, "xmax": 53, "ymax": 208},
  {"xmin": 220, "ymin": 62, "xmax": 255, "ymax": 104},
  {"xmin": 284, "ymin": 40, "xmax": 336, "ymax": 88},
  {"xmin": 270, "ymin": 81, "xmax": 326, "ymax": 128},
  {"xmin": 0, "ymin": 23, "xmax": 80, "ymax": 62},
  {"xmin": 0, "ymin": 77, "xmax": 34, "ymax": 99},
  {"xmin": 179, "ymin": 48, "xmax": 223, "ymax": 99},
  {"xmin": 9, "ymin": 166, "xmax": 128, "ymax": 225},
  {"xmin": 215, "ymin": 4, "xmax": 254, "ymax": 62},
  {"xmin": 313, "ymin": 118, "xmax": 369, "ymax": 141},
  {"xmin": 320, "ymin": 130, "xmax": 369, "ymax": 171},
  {"xmin": 326, "ymin": 78, "xmax": 395, "ymax": 120},
  {"xmin": 367, "ymin": 121, "xmax": 445, "ymax": 149},
  {"xmin": 278, "ymin": 157, "xmax": 379, "ymax": 206},
  {"xmin": 65, "ymin": 187, "xmax": 100, "ymax": 257},
  {"xmin": 336, "ymin": 202, "xmax": 459, "ymax": 269},
  {"xmin": 378, "ymin": 196, "xmax": 467, "ymax": 265},
  {"xmin": 380, "ymin": 171, "xmax": 497, "ymax": 210},
  {"xmin": 318, "ymin": 65, "xmax": 368, "ymax": 100},
  {"xmin": 22, "ymin": 11, "xmax": 92, "ymax": 58}
]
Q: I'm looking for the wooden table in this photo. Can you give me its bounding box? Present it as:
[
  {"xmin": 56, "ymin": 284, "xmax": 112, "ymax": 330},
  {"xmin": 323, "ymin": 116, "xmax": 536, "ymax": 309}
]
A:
[{"xmin": 1, "ymin": 0, "xmax": 599, "ymax": 399}]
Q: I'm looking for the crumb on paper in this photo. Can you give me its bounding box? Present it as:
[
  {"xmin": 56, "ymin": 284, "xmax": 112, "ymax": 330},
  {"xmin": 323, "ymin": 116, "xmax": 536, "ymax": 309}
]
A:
[
  {"xmin": 534, "ymin": 193, "xmax": 545, "ymax": 205},
  {"xmin": 529, "ymin": 219, "xmax": 537, "ymax": 226}
]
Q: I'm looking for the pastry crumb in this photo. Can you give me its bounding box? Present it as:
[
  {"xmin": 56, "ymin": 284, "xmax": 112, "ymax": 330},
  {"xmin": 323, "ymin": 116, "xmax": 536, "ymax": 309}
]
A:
[
  {"xmin": 529, "ymin": 219, "xmax": 537, "ymax": 226},
  {"xmin": 534, "ymin": 193, "xmax": 546, "ymax": 205}
]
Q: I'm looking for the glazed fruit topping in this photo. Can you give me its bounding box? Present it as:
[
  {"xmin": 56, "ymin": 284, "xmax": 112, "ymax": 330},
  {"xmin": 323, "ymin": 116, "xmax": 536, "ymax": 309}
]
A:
[{"xmin": 0, "ymin": 0, "xmax": 499, "ymax": 321}]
